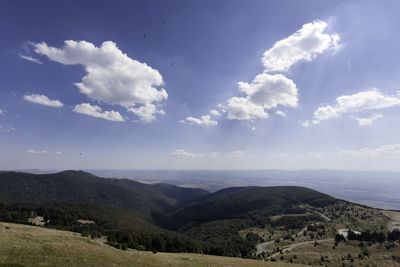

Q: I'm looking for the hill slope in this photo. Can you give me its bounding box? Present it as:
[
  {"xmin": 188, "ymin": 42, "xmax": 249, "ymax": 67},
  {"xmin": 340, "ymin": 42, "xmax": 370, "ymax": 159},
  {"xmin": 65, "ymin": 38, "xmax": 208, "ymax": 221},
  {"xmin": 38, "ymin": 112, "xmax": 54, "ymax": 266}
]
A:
[
  {"xmin": 0, "ymin": 170, "xmax": 208, "ymax": 216},
  {"xmin": 0, "ymin": 222, "xmax": 299, "ymax": 267},
  {"xmin": 172, "ymin": 186, "xmax": 336, "ymax": 228}
]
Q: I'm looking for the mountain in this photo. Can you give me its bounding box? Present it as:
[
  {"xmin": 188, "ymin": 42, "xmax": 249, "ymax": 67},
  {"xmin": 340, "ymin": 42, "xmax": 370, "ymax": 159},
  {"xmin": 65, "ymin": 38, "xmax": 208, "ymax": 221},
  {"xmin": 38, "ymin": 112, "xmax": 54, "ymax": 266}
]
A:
[
  {"xmin": 1, "ymin": 170, "xmax": 399, "ymax": 265},
  {"xmin": 172, "ymin": 186, "xmax": 336, "ymax": 228},
  {"xmin": 0, "ymin": 170, "xmax": 208, "ymax": 216}
]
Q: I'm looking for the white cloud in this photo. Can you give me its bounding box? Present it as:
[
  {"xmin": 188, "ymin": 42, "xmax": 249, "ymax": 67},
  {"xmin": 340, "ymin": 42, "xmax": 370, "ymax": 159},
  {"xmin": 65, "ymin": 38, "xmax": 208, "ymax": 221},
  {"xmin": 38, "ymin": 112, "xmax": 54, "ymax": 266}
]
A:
[
  {"xmin": 238, "ymin": 73, "xmax": 298, "ymax": 109},
  {"xmin": 24, "ymin": 94, "xmax": 63, "ymax": 108},
  {"xmin": 198, "ymin": 20, "xmax": 338, "ymax": 124},
  {"xmin": 0, "ymin": 109, "xmax": 6, "ymax": 115},
  {"xmin": 168, "ymin": 149, "xmax": 199, "ymax": 157},
  {"xmin": 128, "ymin": 103, "xmax": 165, "ymax": 123},
  {"xmin": 275, "ymin": 110, "xmax": 286, "ymax": 117},
  {"xmin": 73, "ymin": 103, "xmax": 125, "ymax": 122},
  {"xmin": 180, "ymin": 115, "xmax": 217, "ymax": 126},
  {"xmin": 34, "ymin": 40, "xmax": 167, "ymax": 122},
  {"xmin": 168, "ymin": 149, "xmax": 247, "ymax": 158},
  {"xmin": 0, "ymin": 125, "xmax": 15, "ymax": 133},
  {"xmin": 19, "ymin": 54, "xmax": 43, "ymax": 64},
  {"xmin": 56, "ymin": 151, "xmax": 62, "ymax": 155},
  {"xmin": 340, "ymin": 144, "xmax": 400, "ymax": 157},
  {"xmin": 310, "ymin": 89, "xmax": 400, "ymax": 125},
  {"xmin": 25, "ymin": 149, "xmax": 49, "ymax": 154},
  {"xmin": 262, "ymin": 20, "xmax": 340, "ymax": 72},
  {"xmin": 222, "ymin": 74, "xmax": 297, "ymax": 121},
  {"xmin": 354, "ymin": 113, "xmax": 382, "ymax": 127},
  {"xmin": 209, "ymin": 109, "xmax": 221, "ymax": 116},
  {"xmin": 313, "ymin": 105, "xmax": 340, "ymax": 122},
  {"xmin": 224, "ymin": 97, "xmax": 268, "ymax": 121}
]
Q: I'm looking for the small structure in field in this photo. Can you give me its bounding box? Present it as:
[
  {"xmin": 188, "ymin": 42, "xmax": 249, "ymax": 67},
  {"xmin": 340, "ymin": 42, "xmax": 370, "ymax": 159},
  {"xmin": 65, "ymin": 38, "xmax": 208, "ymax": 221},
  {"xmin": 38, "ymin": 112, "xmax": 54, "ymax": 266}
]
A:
[
  {"xmin": 28, "ymin": 216, "xmax": 46, "ymax": 226},
  {"xmin": 77, "ymin": 219, "xmax": 95, "ymax": 225}
]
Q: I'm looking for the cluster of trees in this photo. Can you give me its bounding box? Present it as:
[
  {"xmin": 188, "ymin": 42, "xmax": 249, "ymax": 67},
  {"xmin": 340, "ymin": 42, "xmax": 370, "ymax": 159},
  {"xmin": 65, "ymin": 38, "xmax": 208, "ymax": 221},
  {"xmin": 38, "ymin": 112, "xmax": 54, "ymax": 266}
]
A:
[
  {"xmin": 336, "ymin": 229, "xmax": 400, "ymax": 244},
  {"xmin": 271, "ymin": 214, "xmax": 322, "ymax": 230},
  {"xmin": 388, "ymin": 229, "xmax": 400, "ymax": 242},
  {"xmin": 348, "ymin": 230, "xmax": 387, "ymax": 243},
  {"xmin": 106, "ymin": 226, "xmax": 264, "ymax": 257},
  {"xmin": 107, "ymin": 229, "xmax": 202, "ymax": 253},
  {"xmin": 0, "ymin": 201, "xmax": 264, "ymax": 257}
]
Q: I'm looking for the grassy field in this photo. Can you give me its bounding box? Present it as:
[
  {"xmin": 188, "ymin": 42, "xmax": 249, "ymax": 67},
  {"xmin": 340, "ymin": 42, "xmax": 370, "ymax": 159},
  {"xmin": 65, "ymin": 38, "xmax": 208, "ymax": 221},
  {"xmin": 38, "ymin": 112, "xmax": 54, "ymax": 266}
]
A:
[
  {"xmin": 280, "ymin": 240, "xmax": 400, "ymax": 267},
  {"xmin": 0, "ymin": 222, "xmax": 302, "ymax": 267}
]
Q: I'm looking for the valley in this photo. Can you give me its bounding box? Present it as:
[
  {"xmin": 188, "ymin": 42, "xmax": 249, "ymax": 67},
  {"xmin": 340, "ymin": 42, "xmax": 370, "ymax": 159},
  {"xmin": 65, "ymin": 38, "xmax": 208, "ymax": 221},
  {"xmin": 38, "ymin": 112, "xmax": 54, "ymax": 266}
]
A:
[{"xmin": 0, "ymin": 171, "xmax": 399, "ymax": 266}]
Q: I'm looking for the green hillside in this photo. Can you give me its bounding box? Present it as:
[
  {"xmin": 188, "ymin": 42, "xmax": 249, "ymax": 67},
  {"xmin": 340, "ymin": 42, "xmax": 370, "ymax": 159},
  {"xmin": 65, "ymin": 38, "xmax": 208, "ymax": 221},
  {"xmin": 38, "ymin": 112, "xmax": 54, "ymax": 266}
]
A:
[
  {"xmin": 2, "ymin": 170, "xmax": 399, "ymax": 265},
  {"xmin": 0, "ymin": 171, "xmax": 208, "ymax": 216},
  {"xmin": 172, "ymin": 186, "xmax": 336, "ymax": 227},
  {"xmin": 0, "ymin": 222, "xmax": 299, "ymax": 267}
]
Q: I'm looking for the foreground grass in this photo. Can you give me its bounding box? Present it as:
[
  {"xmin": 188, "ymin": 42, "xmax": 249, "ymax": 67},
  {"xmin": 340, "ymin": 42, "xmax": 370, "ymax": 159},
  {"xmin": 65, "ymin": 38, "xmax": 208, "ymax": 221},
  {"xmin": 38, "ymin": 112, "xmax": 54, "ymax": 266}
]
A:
[{"xmin": 0, "ymin": 222, "xmax": 301, "ymax": 267}]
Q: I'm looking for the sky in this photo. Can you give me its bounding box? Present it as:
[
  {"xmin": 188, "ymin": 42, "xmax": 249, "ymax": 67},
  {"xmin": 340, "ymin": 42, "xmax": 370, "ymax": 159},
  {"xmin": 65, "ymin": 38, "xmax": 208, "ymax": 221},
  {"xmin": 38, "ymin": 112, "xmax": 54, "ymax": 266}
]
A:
[{"xmin": 1, "ymin": 0, "xmax": 400, "ymax": 170}]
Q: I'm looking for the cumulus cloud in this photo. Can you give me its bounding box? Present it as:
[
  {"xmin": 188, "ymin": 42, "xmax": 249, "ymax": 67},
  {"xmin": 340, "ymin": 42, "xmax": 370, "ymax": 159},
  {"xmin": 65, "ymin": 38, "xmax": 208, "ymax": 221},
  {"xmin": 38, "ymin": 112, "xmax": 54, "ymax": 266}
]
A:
[
  {"xmin": 223, "ymin": 74, "xmax": 297, "ymax": 121},
  {"xmin": 309, "ymin": 89, "xmax": 400, "ymax": 125},
  {"xmin": 262, "ymin": 20, "xmax": 340, "ymax": 72},
  {"xmin": 180, "ymin": 109, "xmax": 220, "ymax": 126},
  {"xmin": 34, "ymin": 40, "xmax": 167, "ymax": 122},
  {"xmin": 354, "ymin": 113, "xmax": 382, "ymax": 127},
  {"xmin": 128, "ymin": 103, "xmax": 165, "ymax": 123},
  {"xmin": 238, "ymin": 73, "xmax": 298, "ymax": 109},
  {"xmin": 340, "ymin": 144, "xmax": 400, "ymax": 157},
  {"xmin": 209, "ymin": 109, "xmax": 221, "ymax": 116},
  {"xmin": 180, "ymin": 115, "xmax": 217, "ymax": 126},
  {"xmin": 223, "ymin": 97, "xmax": 268, "ymax": 121},
  {"xmin": 19, "ymin": 54, "xmax": 43, "ymax": 64},
  {"xmin": 73, "ymin": 103, "xmax": 125, "ymax": 122},
  {"xmin": 189, "ymin": 20, "xmax": 338, "ymax": 124},
  {"xmin": 24, "ymin": 94, "xmax": 63, "ymax": 108}
]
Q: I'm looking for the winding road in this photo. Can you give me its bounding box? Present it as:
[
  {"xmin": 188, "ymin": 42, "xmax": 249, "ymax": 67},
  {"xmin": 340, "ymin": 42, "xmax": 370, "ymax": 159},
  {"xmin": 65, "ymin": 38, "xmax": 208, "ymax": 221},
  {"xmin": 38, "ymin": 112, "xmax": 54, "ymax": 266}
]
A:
[
  {"xmin": 255, "ymin": 226, "xmax": 307, "ymax": 255},
  {"xmin": 255, "ymin": 209, "xmax": 331, "ymax": 255},
  {"xmin": 269, "ymin": 238, "xmax": 333, "ymax": 258}
]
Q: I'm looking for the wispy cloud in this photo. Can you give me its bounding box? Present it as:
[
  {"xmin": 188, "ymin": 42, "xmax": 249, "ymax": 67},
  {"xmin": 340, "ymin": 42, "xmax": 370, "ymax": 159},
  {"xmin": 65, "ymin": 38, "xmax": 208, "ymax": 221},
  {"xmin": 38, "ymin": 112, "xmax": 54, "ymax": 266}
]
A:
[
  {"xmin": 168, "ymin": 149, "xmax": 245, "ymax": 158},
  {"xmin": 0, "ymin": 125, "xmax": 15, "ymax": 133},
  {"xmin": 19, "ymin": 53, "xmax": 43, "ymax": 64},
  {"xmin": 340, "ymin": 144, "xmax": 400, "ymax": 157},
  {"xmin": 24, "ymin": 94, "xmax": 63, "ymax": 108},
  {"xmin": 353, "ymin": 113, "xmax": 383, "ymax": 127},
  {"xmin": 168, "ymin": 149, "xmax": 200, "ymax": 157},
  {"xmin": 24, "ymin": 149, "xmax": 49, "ymax": 154}
]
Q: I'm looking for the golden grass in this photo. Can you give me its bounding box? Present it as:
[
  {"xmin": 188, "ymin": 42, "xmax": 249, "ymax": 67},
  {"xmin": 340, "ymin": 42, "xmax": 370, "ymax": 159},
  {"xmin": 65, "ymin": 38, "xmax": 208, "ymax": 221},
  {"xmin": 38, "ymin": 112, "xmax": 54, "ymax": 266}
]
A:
[{"xmin": 0, "ymin": 222, "xmax": 302, "ymax": 267}]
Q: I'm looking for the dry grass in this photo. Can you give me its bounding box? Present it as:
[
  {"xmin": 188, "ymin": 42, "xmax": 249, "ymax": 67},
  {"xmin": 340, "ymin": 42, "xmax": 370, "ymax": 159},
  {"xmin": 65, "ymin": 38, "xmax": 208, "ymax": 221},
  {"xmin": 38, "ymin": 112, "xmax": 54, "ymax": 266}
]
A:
[
  {"xmin": 0, "ymin": 222, "xmax": 302, "ymax": 267},
  {"xmin": 279, "ymin": 240, "xmax": 400, "ymax": 267}
]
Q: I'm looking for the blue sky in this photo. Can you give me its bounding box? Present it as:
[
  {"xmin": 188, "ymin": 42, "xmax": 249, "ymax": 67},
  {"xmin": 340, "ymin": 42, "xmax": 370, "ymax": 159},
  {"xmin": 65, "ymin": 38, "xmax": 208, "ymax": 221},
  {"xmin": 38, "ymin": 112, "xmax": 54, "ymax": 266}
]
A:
[{"xmin": 1, "ymin": 0, "xmax": 400, "ymax": 170}]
